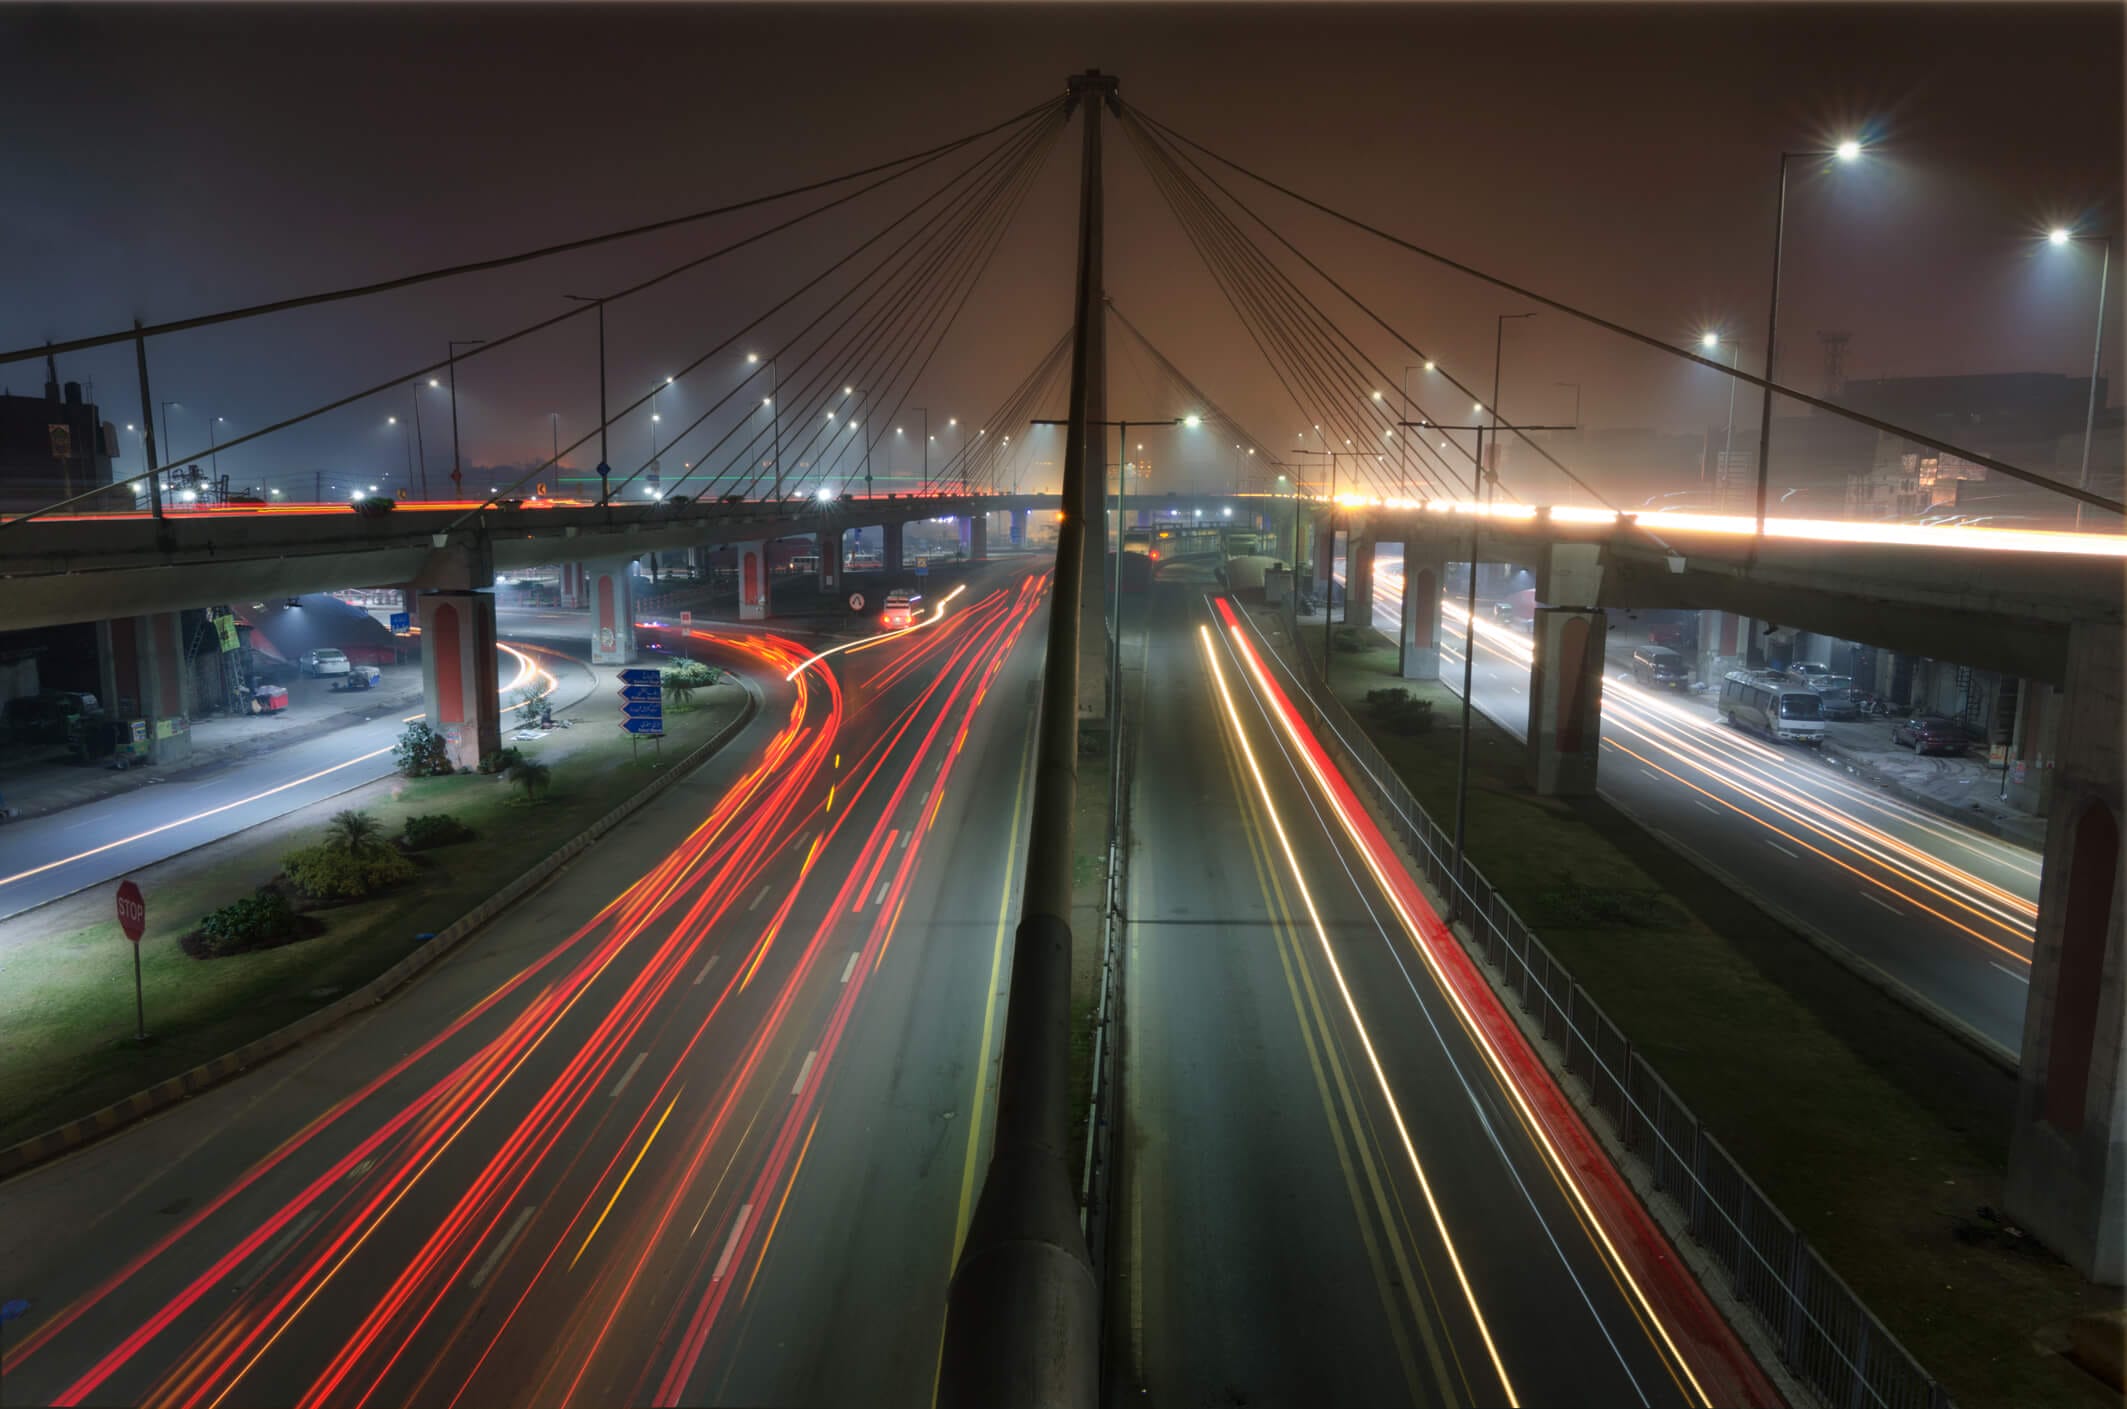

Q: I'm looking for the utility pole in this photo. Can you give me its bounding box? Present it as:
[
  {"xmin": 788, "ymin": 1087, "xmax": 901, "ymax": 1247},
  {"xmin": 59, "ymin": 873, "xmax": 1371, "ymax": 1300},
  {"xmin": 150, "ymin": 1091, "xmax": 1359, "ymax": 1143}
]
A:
[
  {"xmin": 411, "ymin": 384, "xmax": 430, "ymax": 499},
  {"xmin": 131, "ymin": 322, "xmax": 165, "ymax": 521},
  {"xmin": 447, "ymin": 339, "xmax": 485, "ymax": 499}
]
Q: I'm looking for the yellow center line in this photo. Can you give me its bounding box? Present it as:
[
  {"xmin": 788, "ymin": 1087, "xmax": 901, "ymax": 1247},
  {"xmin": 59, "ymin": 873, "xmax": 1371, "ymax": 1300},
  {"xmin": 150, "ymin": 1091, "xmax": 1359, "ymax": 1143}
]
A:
[
  {"xmin": 572, "ymin": 1089, "xmax": 683, "ymax": 1270},
  {"xmin": 742, "ymin": 1115, "xmax": 821, "ymax": 1303}
]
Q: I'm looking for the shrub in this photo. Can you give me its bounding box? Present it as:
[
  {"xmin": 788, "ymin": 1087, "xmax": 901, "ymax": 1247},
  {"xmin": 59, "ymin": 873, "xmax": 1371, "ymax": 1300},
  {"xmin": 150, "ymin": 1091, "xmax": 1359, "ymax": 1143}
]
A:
[
  {"xmin": 194, "ymin": 888, "xmax": 302, "ymax": 957},
  {"xmin": 516, "ymin": 687, "xmax": 551, "ymax": 726},
  {"xmin": 283, "ymin": 841, "xmax": 417, "ymax": 901},
  {"xmin": 663, "ymin": 659, "xmax": 720, "ymax": 688},
  {"xmin": 508, "ymin": 758, "xmax": 553, "ymax": 802},
  {"xmin": 1364, "ymin": 686, "xmax": 1436, "ymax": 736},
  {"xmin": 394, "ymin": 721, "xmax": 452, "ymax": 777},
  {"xmin": 479, "ymin": 746, "xmax": 525, "ymax": 775},
  {"xmin": 1333, "ymin": 625, "xmax": 1371, "ymax": 654},
  {"xmin": 400, "ymin": 813, "xmax": 473, "ymax": 850},
  {"xmin": 325, "ymin": 809, "xmax": 382, "ymax": 854},
  {"xmin": 663, "ymin": 676, "xmax": 697, "ymax": 711}
]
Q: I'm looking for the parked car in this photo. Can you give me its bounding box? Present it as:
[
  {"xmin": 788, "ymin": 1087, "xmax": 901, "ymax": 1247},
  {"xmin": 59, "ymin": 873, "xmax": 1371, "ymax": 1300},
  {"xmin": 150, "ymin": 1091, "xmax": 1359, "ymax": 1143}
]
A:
[
  {"xmin": 300, "ymin": 647, "xmax": 352, "ymax": 677},
  {"xmin": 1891, "ymin": 715, "xmax": 1965, "ymax": 755},
  {"xmin": 1812, "ymin": 675, "xmax": 1861, "ymax": 720},
  {"xmin": 1786, "ymin": 662, "xmax": 1831, "ymax": 684},
  {"xmin": 1629, "ymin": 646, "xmax": 1691, "ymax": 691},
  {"xmin": 1647, "ymin": 616, "xmax": 1697, "ymax": 650},
  {"xmin": 3, "ymin": 692, "xmax": 95, "ymax": 744}
]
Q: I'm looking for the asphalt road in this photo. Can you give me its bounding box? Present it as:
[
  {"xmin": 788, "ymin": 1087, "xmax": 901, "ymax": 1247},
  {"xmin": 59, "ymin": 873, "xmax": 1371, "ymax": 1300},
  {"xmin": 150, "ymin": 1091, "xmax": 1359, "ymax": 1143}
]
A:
[
  {"xmin": 1108, "ymin": 560, "xmax": 1771, "ymax": 1407},
  {"xmin": 0, "ymin": 560, "xmax": 1049, "ymax": 1407},
  {"xmin": 0, "ymin": 630, "xmax": 586, "ymax": 921},
  {"xmin": 1357, "ymin": 545, "xmax": 2038, "ymax": 1059}
]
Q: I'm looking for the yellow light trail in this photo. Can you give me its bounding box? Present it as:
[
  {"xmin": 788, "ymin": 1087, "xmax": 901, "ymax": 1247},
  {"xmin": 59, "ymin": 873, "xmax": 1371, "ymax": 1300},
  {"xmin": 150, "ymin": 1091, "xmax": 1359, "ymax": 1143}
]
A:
[
  {"xmin": 782, "ymin": 585, "xmax": 968, "ymax": 680},
  {"xmin": 1197, "ymin": 623, "xmax": 1522, "ymax": 1407},
  {"xmin": 572, "ymin": 1090, "xmax": 683, "ymax": 1269}
]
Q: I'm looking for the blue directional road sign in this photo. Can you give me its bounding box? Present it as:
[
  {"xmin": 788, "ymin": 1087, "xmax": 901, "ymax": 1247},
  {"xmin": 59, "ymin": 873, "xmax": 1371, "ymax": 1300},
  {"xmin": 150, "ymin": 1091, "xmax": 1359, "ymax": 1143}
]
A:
[
  {"xmin": 620, "ymin": 717, "xmax": 666, "ymax": 735},
  {"xmin": 617, "ymin": 667, "xmax": 662, "ymax": 685},
  {"xmin": 389, "ymin": 611, "xmax": 410, "ymax": 632},
  {"xmin": 621, "ymin": 700, "xmax": 665, "ymax": 719},
  {"xmin": 618, "ymin": 683, "xmax": 662, "ymax": 702}
]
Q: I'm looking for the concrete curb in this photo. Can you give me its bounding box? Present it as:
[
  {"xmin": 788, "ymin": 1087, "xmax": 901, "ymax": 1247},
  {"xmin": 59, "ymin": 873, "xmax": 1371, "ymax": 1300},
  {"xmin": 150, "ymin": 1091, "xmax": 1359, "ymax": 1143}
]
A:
[
  {"xmin": 1817, "ymin": 738, "xmax": 2043, "ymax": 851},
  {"xmin": 0, "ymin": 677, "xmax": 764, "ymax": 1184}
]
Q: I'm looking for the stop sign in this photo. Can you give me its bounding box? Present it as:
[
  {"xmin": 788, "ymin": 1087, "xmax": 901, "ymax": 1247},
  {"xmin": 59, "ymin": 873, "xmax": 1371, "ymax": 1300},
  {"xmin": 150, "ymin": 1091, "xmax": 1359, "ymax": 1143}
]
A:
[{"xmin": 116, "ymin": 880, "xmax": 145, "ymax": 944}]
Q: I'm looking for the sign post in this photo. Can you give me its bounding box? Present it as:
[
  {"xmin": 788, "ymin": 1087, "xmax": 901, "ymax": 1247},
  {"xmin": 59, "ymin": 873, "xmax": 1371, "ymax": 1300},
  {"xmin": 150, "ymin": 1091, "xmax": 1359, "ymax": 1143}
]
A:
[
  {"xmin": 116, "ymin": 879, "xmax": 147, "ymax": 1041},
  {"xmin": 618, "ymin": 667, "xmax": 665, "ymax": 764}
]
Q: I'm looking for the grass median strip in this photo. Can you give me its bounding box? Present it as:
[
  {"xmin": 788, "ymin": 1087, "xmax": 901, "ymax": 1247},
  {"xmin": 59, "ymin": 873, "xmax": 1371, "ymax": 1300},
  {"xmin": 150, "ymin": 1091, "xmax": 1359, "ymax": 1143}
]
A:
[
  {"xmin": 1275, "ymin": 614, "xmax": 2114, "ymax": 1409},
  {"xmin": 0, "ymin": 684, "xmax": 747, "ymax": 1151}
]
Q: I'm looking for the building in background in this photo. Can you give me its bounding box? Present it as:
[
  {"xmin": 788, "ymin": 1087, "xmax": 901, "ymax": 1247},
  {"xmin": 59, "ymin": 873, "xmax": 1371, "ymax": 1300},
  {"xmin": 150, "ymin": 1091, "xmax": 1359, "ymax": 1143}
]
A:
[{"xmin": 0, "ymin": 371, "xmax": 117, "ymax": 515}]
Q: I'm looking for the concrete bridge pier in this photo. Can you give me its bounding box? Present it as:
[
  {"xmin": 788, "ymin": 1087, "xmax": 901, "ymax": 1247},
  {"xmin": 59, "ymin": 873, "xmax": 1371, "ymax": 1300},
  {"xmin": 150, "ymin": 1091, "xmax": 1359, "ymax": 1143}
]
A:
[
  {"xmin": 819, "ymin": 528, "xmax": 844, "ymax": 592},
  {"xmin": 882, "ymin": 521, "xmax": 905, "ymax": 575},
  {"xmin": 95, "ymin": 612, "xmax": 193, "ymax": 764},
  {"xmin": 2008, "ymin": 620, "xmax": 2125, "ymax": 1284},
  {"xmin": 418, "ymin": 590, "xmax": 500, "ymax": 771},
  {"xmin": 1344, "ymin": 532, "xmax": 1376, "ymax": 627},
  {"xmin": 736, "ymin": 540, "xmax": 769, "ymax": 621},
  {"xmin": 1526, "ymin": 544, "xmax": 1610, "ymax": 797},
  {"xmin": 587, "ymin": 560, "xmax": 635, "ymax": 664},
  {"xmin": 1313, "ymin": 518, "xmax": 1334, "ymax": 606},
  {"xmin": 968, "ymin": 513, "xmax": 989, "ymax": 561},
  {"xmin": 557, "ymin": 561, "xmax": 589, "ymax": 610},
  {"xmin": 1009, "ymin": 507, "xmax": 1027, "ymax": 547},
  {"xmin": 1398, "ymin": 544, "xmax": 1448, "ymax": 681}
]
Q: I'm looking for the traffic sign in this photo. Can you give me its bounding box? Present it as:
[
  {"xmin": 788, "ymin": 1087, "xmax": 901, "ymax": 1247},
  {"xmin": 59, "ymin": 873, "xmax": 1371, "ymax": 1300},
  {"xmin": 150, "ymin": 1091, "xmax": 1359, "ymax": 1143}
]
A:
[
  {"xmin": 620, "ymin": 718, "xmax": 667, "ymax": 735},
  {"xmin": 617, "ymin": 667, "xmax": 662, "ymax": 685},
  {"xmin": 680, "ymin": 610, "xmax": 693, "ymax": 628},
  {"xmin": 116, "ymin": 880, "xmax": 146, "ymax": 943},
  {"xmin": 622, "ymin": 700, "xmax": 666, "ymax": 719},
  {"xmin": 389, "ymin": 611, "xmax": 410, "ymax": 633},
  {"xmin": 618, "ymin": 683, "xmax": 662, "ymax": 702},
  {"xmin": 847, "ymin": 592, "xmax": 866, "ymax": 611}
]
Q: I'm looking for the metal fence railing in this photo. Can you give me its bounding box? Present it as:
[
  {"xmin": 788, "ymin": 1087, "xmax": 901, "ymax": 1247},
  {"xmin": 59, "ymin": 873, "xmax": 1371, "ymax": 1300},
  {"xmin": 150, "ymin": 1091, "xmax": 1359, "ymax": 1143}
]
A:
[{"xmin": 1278, "ymin": 631, "xmax": 1949, "ymax": 1409}]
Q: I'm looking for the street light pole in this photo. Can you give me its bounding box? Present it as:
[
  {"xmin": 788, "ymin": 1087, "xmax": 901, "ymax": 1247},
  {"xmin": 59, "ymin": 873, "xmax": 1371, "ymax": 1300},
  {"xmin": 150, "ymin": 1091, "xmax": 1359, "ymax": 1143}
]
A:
[
  {"xmin": 2073, "ymin": 235, "xmax": 2112, "ymax": 530},
  {"xmin": 410, "ymin": 385, "xmax": 430, "ymax": 499},
  {"xmin": 446, "ymin": 338, "xmax": 485, "ymax": 499}
]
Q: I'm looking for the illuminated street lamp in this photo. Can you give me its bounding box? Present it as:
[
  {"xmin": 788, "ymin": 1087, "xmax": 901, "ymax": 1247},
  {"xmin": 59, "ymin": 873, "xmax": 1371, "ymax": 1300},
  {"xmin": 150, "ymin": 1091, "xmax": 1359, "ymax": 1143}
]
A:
[
  {"xmin": 2045, "ymin": 226, "xmax": 2113, "ymax": 528},
  {"xmin": 1700, "ymin": 331, "xmax": 1741, "ymax": 492}
]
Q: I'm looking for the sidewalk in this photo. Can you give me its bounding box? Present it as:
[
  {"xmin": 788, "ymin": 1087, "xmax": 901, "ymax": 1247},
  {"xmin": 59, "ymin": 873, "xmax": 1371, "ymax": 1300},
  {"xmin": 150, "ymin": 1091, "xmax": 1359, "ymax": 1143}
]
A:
[
  {"xmin": 1818, "ymin": 719, "xmax": 2046, "ymax": 850},
  {"xmin": 0, "ymin": 666, "xmax": 424, "ymax": 823}
]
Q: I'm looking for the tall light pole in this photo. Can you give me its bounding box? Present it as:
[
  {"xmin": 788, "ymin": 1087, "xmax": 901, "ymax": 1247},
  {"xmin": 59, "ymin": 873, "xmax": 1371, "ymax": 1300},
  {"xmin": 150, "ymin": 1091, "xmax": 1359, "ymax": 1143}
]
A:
[
  {"xmin": 1699, "ymin": 332, "xmax": 1739, "ymax": 497},
  {"xmin": 159, "ymin": 400, "xmax": 180, "ymax": 471},
  {"xmin": 389, "ymin": 415, "xmax": 413, "ymax": 487},
  {"xmin": 446, "ymin": 338, "xmax": 486, "ymax": 499},
  {"xmin": 1754, "ymin": 139, "xmax": 1865, "ymax": 540},
  {"xmin": 411, "ymin": 383, "xmax": 431, "ymax": 499},
  {"xmin": 549, "ymin": 412, "xmax": 560, "ymax": 481},
  {"xmin": 565, "ymin": 295, "xmax": 609, "ymax": 504},
  {"xmin": 2049, "ymin": 228, "xmax": 2113, "ymax": 530},
  {"xmin": 211, "ymin": 413, "xmax": 225, "ymax": 478}
]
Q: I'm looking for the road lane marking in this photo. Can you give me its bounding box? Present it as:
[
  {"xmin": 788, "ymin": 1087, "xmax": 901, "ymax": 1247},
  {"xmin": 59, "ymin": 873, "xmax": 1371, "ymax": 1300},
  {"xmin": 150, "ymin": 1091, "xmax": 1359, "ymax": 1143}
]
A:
[
  {"xmin": 1990, "ymin": 962, "xmax": 2030, "ymax": 984},
  {"xmin": 873, "ymin": 881, "xmax": 889, "ymax": 906},
  {"xmin": 1764, "ymin": 839, "xmax": 1802, "ymax": 860},
  {"xmin": 840, "ymin": 952, "xmax": 858, "ymax": 984},
  {"xmin": 468, "ymin": 1205, "xmax": 537, "ymax": 1290},
  {"xmin": 712, "ymin": 1204, "xmax": 752, "ymax": 1281},
  {"xmin": 1861, "ymin": 893, "xmax": 1905, "ymax": 917},
  {"xmin": 853, "ymin": 828, "xmax": 899, "ymax": 912},
  {"xmin": 693, "ymin": 955, "xmax": 720, "ymax": 986},
  {"xmin": 610, "ymin": 1052, "xmax": 648, "ymax": 1100},
  {"xmin": 1695, "ymin": 800, "xmax": 1721, "ymax": 815},
  {"xmin": 1639, "ymin": 768, "xmax": 1659, "ymax": 780},
  {"xmin": 573, "ymin": 1090, "xmax": 682, "ymax": 1269},
  {"xmin": 748, "ymin": 886, "xmax": 770, "ymax": 912},
  {"xmin": 790, "ymin": 1049, "xmax": 817, "ymax": 1097},
  {"xmin": 233, "ymin": 1209, "xmax": 318, "ymax": 1289}
]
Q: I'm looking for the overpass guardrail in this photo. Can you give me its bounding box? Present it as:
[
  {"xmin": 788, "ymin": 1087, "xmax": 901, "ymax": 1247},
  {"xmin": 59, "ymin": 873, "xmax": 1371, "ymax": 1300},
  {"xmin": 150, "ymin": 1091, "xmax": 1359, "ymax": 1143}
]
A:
[{"xmin": 1280, "ymin": 628, "xmax": 1949, "ymax": 1409}]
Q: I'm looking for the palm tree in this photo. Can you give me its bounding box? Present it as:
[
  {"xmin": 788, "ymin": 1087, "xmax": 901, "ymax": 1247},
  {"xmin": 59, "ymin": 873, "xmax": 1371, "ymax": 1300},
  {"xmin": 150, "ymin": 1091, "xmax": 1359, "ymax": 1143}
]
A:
[
  {"xmin": 663, "ymin": 676, "xmax": 697, "ymax": 712},
  {"xmin": 325, "ymin": 809, "xmax": 382, "ymax": 854},
  {"xmin": 509, "ymin": 758, "xmax": 552, "ymax": 802}
]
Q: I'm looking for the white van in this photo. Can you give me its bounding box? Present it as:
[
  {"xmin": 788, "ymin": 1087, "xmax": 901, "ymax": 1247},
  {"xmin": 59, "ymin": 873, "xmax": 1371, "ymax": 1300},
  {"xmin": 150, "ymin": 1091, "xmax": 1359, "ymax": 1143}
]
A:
[{"xmin": 1720, "ymin": 670, "xmax": 1826, "ymax": 745}]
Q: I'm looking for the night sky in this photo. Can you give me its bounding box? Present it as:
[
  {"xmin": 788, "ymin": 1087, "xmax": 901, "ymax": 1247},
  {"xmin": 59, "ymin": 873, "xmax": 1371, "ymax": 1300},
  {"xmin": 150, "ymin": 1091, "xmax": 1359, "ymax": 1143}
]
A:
[{"xmin": 3, "ymin": 3, "xmax": 2118, "ymax": 501}]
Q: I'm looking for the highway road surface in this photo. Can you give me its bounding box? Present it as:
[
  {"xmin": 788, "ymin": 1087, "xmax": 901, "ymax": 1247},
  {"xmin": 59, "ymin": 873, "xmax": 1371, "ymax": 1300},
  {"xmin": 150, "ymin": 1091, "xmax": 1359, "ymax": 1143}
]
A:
[
  {"xmin": 0, "ymin": 633, "xmax": 585, "ymax": 921},
  {"xmin": 1107, "ymin": 558, "xmax": 1775, "ymax": 1407},
  {"xmin": 0, "ymin": 561, "xmax": 1049, "ymax": 1407},
  {"xmin": 1355, "ymin": 545, "xmax": 2038, "ymax": 1059}
]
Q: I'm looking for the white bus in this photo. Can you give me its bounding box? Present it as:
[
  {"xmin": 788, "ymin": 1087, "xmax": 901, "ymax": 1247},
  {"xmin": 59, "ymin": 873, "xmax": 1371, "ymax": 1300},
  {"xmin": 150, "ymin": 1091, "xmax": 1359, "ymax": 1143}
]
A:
[{"xmin": 1720, "ymin": 670, "xmax": 1826, "ymax": 745}]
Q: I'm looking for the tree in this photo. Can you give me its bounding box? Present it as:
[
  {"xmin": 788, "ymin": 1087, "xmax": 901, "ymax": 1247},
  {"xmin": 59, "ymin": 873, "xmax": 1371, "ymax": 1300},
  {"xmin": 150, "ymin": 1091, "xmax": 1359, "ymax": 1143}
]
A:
[
  {"xmin": 394, "ymin": 721, "xmax": 452, "ymax": 777},
  {"xmin": 325, "ymin": 809, "xmax": 382, "ymax": 854},
  {"xmin": 509, "ymin": 758, "xmax": 552, "ymax": 802}
]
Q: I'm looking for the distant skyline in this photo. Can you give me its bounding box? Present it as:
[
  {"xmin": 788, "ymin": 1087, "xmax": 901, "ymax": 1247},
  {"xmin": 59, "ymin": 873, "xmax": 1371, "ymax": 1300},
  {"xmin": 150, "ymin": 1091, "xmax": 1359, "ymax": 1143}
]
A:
[{"xmin": 2, "ymin": 3, "xmax": 2118, "ymax": 506}]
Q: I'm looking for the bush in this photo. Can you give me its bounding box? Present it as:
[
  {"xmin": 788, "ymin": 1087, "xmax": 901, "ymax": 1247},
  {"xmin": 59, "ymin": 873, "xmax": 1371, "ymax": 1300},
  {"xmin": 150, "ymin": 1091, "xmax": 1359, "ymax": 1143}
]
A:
[
  {"xmin": 1333, "ymin": 625, "xmax": 1372, "ymax": 654},
  {"xmin": 193, "ymin": 888, "xmax": 303, "ymax": 957},
  {"xmin": 400, "ymin": 813, "xmax": 473, "ymax": 850},
  {"xmin": 1364, "ymin": 686, "xmax": 1436, "ymax": 736},
  {"xmin": 283, "ymin": 841, "xmax": 418, "ymax": 901},
  {"xmin": 479, "ymin": 746, "xmax": 525, "ymax": 776},
  {"xmin": 508, "ymin": 758, "xmax": 552, "ymax": 802},
  {"xmin": 662, "ymin": 659, "xmax": 720, "ymax": 688},
  {"xmin": 394, "ymin": 721, "xmax": 452, "ymax": 777},
  {"xmin": 325, "ymin": 809, "xmax": 382, "ymax": 853},
  {"xmin": 516, "ymin": 687, "xmax": 551, "ymax": 726}
]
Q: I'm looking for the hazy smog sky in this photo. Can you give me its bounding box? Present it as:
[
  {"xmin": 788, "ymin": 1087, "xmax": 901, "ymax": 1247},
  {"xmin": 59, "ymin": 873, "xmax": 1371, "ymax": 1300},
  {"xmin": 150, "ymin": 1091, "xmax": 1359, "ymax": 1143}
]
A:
[{"xmin": 2, "ymin": 3, "xmax": 2118, "ymax": 499}]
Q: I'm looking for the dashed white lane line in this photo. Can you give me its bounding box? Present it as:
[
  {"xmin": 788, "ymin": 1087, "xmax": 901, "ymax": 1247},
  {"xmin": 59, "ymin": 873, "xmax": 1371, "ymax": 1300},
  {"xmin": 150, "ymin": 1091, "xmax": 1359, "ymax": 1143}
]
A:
[
  {"xmin": 693, "ymin": 954, "xmax": 720, "ymax": 986},
  {"xmin": 469, "ymin": 1205, "xmax": 538, "ymax": 1290},
  {"xmin": 874, "ymin": 880, "xmax": 889, "ymax": 907},
  {"xmin": 712, "ymin": 1205, "xmax": 752, "ymax": 1281},
  {"xmin": 1694, "ymin": 800, "xmax": 1721, "ymax": 815},
  {"xmin": 840, "ymin": 952, "xmax": 859, "ymax": 984},
  {"xmin": 748, "ymin": 885, "xmax": 771, "ymax": 912},
  {"xmin": 1763, "ymin": 839, "xmax": 1802, "ymax": 860},
  {"xmin": 790, "ymin": 1049, "xmax": 818, "ymax": 1097},
  {"xmin": 1861, "ymin": 893, "xmax": 1905, "ymax": 917},
  {"xmin": 1989, "ymin": 962, "xmax": 2030, "ymax": 984},
  {"xmin": 610, "ymin": 1052, "xmax": 648, "ymax": 1100},
  {"xmin": 234, "ymin": 1208, "xmax": 318, "ymax": 1289}
]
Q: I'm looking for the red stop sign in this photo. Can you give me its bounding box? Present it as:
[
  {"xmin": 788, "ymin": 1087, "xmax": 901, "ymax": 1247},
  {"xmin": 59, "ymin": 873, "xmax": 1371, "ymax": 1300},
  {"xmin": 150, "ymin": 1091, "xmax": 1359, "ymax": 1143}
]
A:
[{"xmin": 116, "ymin": 880, "xmax": 146, "ymax": 944}]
